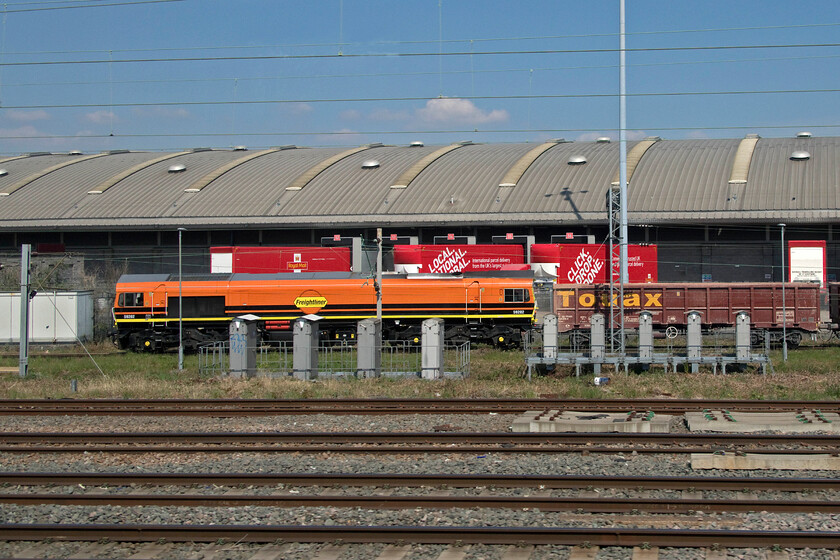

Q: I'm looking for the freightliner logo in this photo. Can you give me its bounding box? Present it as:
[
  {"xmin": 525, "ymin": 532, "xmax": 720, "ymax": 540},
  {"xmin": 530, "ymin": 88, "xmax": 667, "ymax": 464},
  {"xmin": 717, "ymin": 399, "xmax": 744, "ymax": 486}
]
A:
[{"xmin": 294, "ymin": 296, "xmax": 328, "ymax": 309}]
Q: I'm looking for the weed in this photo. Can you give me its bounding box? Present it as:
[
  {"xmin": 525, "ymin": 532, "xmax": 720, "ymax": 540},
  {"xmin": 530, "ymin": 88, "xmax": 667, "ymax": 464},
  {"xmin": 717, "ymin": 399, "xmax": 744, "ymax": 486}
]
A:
[{"xmin": 3, "ymin": 343, "xmax": 840, "ymax": 399}]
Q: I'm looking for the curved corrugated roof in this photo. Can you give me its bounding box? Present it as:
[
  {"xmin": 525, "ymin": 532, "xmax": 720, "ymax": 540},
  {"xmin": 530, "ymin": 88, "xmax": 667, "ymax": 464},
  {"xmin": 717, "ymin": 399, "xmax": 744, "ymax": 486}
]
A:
[
  {"xmin": 0, "ymin": 136, "xmax": 837, "ymax": 230},
  {"xmin": 174, "ymin": 147, "xmax": 347, "ymax": 217},
  {"xmin": 279, "ymin": 145, "xmax": 433, "ymax": 217},
  {"xmin": 501, "ymin": 141, "xmax": 618, "ymax": 220},
  {"xmin": 629, "ymin": 139, "xmax": 739, "ymax": 214}
]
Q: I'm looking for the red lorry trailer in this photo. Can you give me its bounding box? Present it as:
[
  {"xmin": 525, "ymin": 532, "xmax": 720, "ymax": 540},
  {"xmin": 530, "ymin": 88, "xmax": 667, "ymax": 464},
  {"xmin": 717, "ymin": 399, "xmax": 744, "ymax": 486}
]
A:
[{"xmin": 554, "ymin": 283, "xmax": 821, "ymax": 348}]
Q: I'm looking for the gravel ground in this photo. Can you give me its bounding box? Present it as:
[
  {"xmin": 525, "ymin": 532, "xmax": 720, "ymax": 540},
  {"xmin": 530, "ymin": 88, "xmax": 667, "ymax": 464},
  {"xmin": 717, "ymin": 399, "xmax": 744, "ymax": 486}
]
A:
[{"xmin": 1, "ymin": 412, "xmax": 839, "ymax": 559}]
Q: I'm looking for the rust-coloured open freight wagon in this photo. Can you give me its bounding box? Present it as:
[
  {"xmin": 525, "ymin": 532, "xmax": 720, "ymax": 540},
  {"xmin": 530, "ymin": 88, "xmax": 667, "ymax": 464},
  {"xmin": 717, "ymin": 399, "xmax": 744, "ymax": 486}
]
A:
[{"xmin": 554, "ymin": 283, "xmax": 821, "ymax": 347}]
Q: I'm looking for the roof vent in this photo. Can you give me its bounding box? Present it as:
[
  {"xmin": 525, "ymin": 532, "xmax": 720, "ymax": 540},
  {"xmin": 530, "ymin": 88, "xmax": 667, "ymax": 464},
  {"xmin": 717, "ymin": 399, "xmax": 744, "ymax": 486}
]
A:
[
  {"xmin": 409, "ymin": 141, "xmax": 424, "ymax": 147},
  {"xmin": 796, "ymin": 131, "xmax": 812, "ymax": 138},
  {"xmin": 790, "ymin": 151, "xmax": 811, "ymax": 161},
  {"xmin": 568, "ymin": 155, "xmax": 587, "ymax": 165},
  {"xmin": 745, "ymin": 133, "xmax": 761, "ymax": 139},
  {"xmin": 275, "ymin": 145, "xmax": 297, "ymax": 150},
  {"xmin": 457, "ymin": 140, "xmax": 474, "ymax": 146},
  {"xmin": 361, "ymin": 160, "xmax": 380, "ymax": 169},
  {"xmin": 107, "ymin": 149, "xmax": 129, "ymax": 155},
  {"xmin": 596, "ymin": 137, "xmax": 611, "ymax": 143},
  {"xmin": 366, "ymin": 142, "xmax": 384, "ymax": 148},
  {"xmin": 233, "ymin": 145, "xmax": 248, "ymax": 151},
  {"xmin": 27, "ymin": 152, "xmax": 51, "ymax": 157},
  {"xmin": 68, "ymin": 150, "xmax": 83, "ymax": 155},
  {"xmin": 548, "ymin": 138, "xmax": 568, "ymax": 143},
  {"xmin": 192, "ymin": 147, "xmax": 211, "ymax": 153},
  {"xmin": 0, "ymin": 169, "xmax": 8, "ymax": 177},
  {"xmin": 168, "ymin": 164, "xmax": 187, "ymax": 173}
]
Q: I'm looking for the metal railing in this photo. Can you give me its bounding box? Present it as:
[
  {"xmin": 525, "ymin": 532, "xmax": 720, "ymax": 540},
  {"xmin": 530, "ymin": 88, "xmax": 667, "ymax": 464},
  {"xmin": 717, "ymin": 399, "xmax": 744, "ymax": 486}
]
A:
[
  {"xmin": 524, "ymin": 327, "xmax": 770, "ymax": 378},
  {"xmin": 198, "ymin": 340, "xmax": 469, "ymax": 378}
]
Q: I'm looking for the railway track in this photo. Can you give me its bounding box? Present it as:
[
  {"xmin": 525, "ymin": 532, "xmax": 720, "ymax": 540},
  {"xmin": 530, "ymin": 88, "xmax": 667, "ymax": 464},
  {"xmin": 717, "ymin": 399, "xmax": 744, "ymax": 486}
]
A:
[
  {"xmin": 3, "ymin": 401, "xmax": 840, "ymax": 558},
  {"xmin": 5, "ymin": 470, "xmax": 840, "ymax": 514},
  {"xmin": 3, "ymin": 490, "xmax": 839, "ymax": 514},
  {"xmin": 3, "ymin": 471, "xmax": 838, "ymax": 490},
  {"xmin": 3, "ymin": 524, "xmax": 840, "ymax": 548},
  {"xmin": 0, "ymin": 431, "xmax": 837, "ymax": 454},
  {"xmin": 1, "ymin": 397, "xmax": 838, "ymax": 415}
]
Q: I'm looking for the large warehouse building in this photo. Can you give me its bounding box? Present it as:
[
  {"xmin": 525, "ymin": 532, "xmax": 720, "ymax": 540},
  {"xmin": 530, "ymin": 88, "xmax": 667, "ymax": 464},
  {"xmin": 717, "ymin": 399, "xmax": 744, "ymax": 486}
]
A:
[{"xmin": 0, "ymin": 133, "xmax": 837, "ymax": 283}]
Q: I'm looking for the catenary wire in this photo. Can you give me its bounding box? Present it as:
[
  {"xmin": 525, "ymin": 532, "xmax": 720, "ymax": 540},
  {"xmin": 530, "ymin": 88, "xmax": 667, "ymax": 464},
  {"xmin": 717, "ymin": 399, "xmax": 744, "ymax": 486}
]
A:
[
  {"xmin": 4, "ymin": 53, "xmax": 839, "ymax": 89},
  {"xmin": 1, "ymin": 88, "xmax": 838, "ymax": 110},
  {"xmin": 1, "ymin": 123, "xmax": 839, "ymax": 145},
  {"xmin": 2, "ymin": 22, "xmax": 838, "ymax": 54},
  {"xmin": 1, "ymin": 43, "xmax": 839, "ymax": 67},
  {"xmin": 0, "ymin": 0, "xmax": 183, "ymax": 13}
]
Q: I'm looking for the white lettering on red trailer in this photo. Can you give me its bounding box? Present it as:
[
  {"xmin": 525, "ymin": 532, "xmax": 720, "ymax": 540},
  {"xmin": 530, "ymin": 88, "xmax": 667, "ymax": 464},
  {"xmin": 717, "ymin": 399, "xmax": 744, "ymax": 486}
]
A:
[
  {"xmin": 567, "ymin": 249, "xmax": 603, "ymax": 284},
  {"xmin": 429, "ymin": 248, "xmax": 471, "ymax": 274}
]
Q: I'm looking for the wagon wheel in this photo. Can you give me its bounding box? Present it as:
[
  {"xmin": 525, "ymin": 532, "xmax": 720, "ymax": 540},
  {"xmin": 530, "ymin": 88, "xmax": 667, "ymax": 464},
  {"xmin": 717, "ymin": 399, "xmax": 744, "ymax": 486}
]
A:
[
  {"xmin": 569, "ymin": 331, "xmax": 589, "ymax": 348},
  {"xmin": 786, "ymin": 330, "xmax": 803, "ymax": 349},
  {"xmin": 664, "ymin": 326, "xmax": 680, "ymax": 339}
]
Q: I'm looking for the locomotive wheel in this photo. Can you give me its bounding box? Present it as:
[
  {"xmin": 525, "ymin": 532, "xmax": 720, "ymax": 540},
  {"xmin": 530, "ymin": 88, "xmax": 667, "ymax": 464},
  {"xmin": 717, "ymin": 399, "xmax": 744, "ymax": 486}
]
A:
[{"xmin": 445, "ymin": 326, "xmax": 470, "ymax": 346}]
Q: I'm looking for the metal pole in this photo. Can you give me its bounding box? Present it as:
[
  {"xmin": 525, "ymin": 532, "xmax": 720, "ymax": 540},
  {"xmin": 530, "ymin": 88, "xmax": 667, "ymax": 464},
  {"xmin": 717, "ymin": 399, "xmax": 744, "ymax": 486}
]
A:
[
  {"xmin": 178, "ymin": 228, "xmax": 185, "ymax": 371},
  {"xmin": 779, "ymin": 223, "xmax": 787, "ymax": 361},
  {"xmin": 618, "ymin": 0, "xmax": 628, "ymax": 285},
  {"xmin": 376, "ymin": 227, "xmax": 382, "ymax": 321},
  {"xmin": 617, "ymin": 0, "xmax": 628, "ymax": 354},
  {"xmin": 18, "ymin": 244, "xmax": 30, "ymax": 378}
]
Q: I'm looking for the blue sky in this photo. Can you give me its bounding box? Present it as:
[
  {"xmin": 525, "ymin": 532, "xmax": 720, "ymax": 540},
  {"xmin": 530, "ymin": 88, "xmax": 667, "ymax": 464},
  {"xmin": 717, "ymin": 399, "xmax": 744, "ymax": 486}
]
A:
[{"xmin": 0, "ymin": 0, "xmax": 837, "ymax": 153}]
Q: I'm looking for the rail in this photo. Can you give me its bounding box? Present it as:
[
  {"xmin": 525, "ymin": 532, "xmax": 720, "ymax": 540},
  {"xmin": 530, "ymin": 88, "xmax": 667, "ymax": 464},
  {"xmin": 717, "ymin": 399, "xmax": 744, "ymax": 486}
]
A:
[
  {"xmin": 2, "ymin": 398, "xmax": 840, "ymax": 415},
  {"xmin": 2, "ymin": 524, "xmax": 839, "ymax": 548}
]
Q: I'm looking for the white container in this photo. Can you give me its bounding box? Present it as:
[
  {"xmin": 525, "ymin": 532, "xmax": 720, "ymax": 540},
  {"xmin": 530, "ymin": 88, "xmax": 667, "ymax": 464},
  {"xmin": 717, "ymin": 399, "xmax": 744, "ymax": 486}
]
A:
[{"xmin": 0, "ymin": 291, "xmax": 94, "ymax": 343}]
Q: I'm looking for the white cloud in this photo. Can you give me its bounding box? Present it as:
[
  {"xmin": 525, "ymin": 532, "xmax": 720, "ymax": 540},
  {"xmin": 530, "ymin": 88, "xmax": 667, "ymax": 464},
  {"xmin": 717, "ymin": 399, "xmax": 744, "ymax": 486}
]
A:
[
  {"xmin": 316, "ymin": 128, "xmax": 364, "ymax": 145},
  {"xmin": 5, "ymin": 110, "xmax": 50, "ymax": 122},
  {"xmin": 368, "ymin": 108, "xmax": 410, "ymax": 122},
  {"xmin": 415, "ymin": 98, "xmax": 508, "ymax": 125},
  {"xmin": 0, "ymin": 125, "xmax": 41, "ymax": 137},
  {"xmin": 686, "ymin": 130, "xmax": 710, "ymax": 140},
  {"xmin": 84, "ymin": 111, "xmax": 118, "ymax": 125},
  {"xmin": 283, "ymin": 102, "xmax": 314, "ymax": 115},
  {"xmin": 340, "ymin": 109, "xmax": 361, "ymax": 121}
]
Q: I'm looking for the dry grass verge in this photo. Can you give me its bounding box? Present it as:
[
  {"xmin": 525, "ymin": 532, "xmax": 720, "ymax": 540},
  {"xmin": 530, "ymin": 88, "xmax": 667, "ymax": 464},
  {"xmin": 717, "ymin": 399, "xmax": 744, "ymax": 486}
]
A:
[{"xmin": 0, "ymin": 345, "xmax": 839, "ymax": 401}]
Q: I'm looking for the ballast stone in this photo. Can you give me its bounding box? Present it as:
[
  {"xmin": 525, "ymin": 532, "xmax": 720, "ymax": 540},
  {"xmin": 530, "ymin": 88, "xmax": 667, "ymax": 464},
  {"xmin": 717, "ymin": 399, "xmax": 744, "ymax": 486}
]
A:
[{"xmin": 511, "ymin": 410, "xmax": 672, "ymax": 433}]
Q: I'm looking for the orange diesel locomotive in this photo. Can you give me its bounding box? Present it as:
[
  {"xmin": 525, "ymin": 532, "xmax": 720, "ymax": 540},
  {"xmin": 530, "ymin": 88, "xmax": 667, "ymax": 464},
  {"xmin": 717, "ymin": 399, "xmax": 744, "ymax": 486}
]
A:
[{"xmin": 112, "ymin": 271, "xmax": 536, "ymax": 351}]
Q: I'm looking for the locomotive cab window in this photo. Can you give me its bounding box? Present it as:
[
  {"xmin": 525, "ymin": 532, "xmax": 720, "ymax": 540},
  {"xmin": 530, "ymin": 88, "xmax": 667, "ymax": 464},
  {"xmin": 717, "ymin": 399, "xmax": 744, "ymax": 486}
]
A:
[
  {"xmin": 503, "ymin": 288, "xmax": 529, "ymax": 303},
  {"xmin": 118, "ymin": 292, "xmax": 144, "ymax": 307}
]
